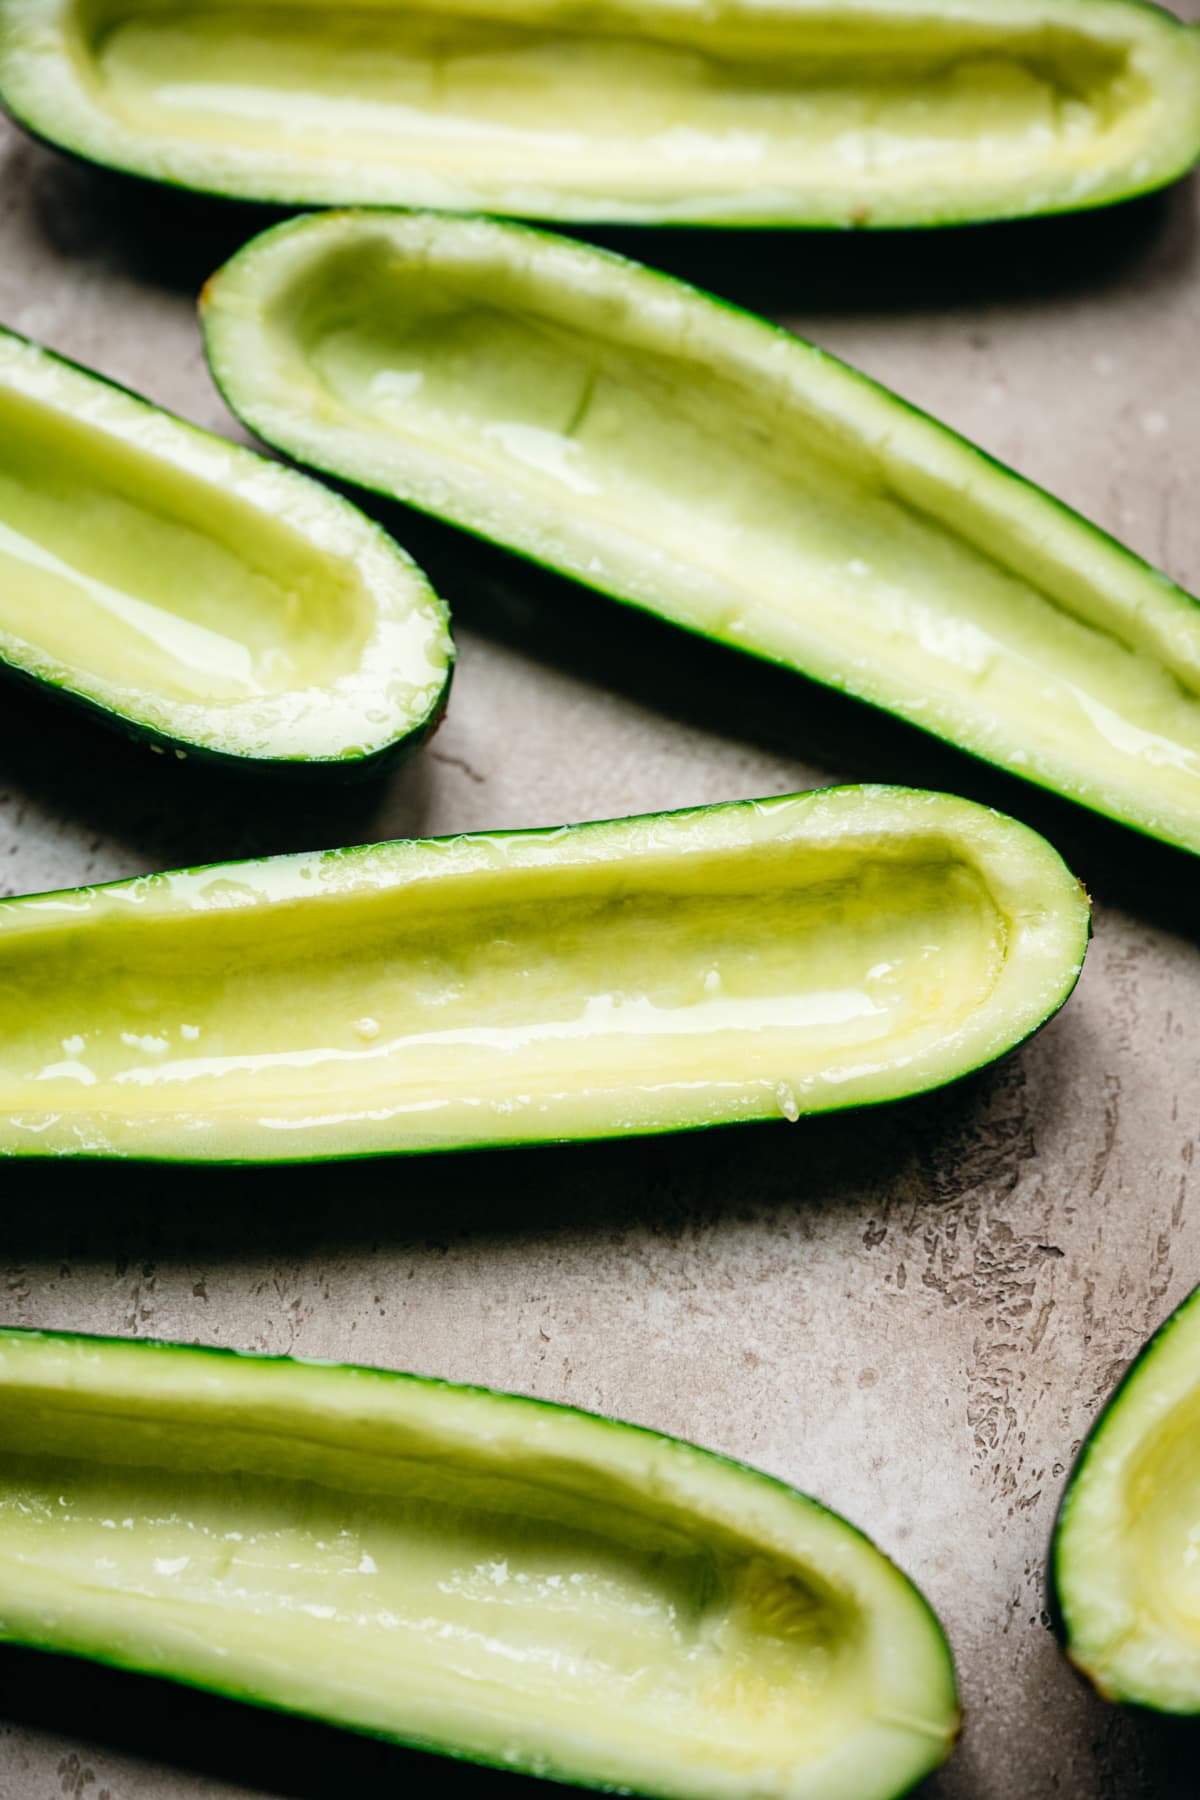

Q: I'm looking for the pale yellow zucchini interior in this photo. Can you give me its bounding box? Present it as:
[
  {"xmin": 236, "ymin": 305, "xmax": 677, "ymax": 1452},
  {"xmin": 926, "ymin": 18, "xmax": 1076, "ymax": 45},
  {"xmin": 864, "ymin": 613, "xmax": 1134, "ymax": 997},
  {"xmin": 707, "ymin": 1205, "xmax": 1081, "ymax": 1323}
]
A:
[
  {"xmin": 0, "ymin": 382, "xmax": 372, "ymax": 708},
  {"xmin": 247, "ymin": 224, "xmax": 1200, "ymax": 847},
  {"xmin": 0, "ymin": 1340, "xmax": 960, "ymax": 1800},
  {"xmin": 1126, "ymin": 1388, "xmax": 1200, "ymax": 1653},
  {"xmin": 1056, "ymin": 1300, "xmax": 1200, "ymax": 1712},
  {"xmin": 0, "ymin": 1386, "xmax": 864, "ymax": 1780},
  {"xmin": 67, "ymin": 0, "xmax": 1174, "ymax": 215},
  {"xmin": 1, "ymin": 841, "xmax": 1003, "ymax": 1115}
]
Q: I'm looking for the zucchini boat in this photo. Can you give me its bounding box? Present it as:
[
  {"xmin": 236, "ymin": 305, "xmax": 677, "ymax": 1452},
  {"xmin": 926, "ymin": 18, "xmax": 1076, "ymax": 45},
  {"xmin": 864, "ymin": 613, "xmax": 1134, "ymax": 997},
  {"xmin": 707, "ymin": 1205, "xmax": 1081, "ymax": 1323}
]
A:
[
  {"xmin": 0, "ymin": 786, "xmax": 1089, "ymax": 1162},
  {"xmin": 1051, "ymin": 1283, "xmax": 1200, "ymax": 1714},
  {"xmin": 0, "ymin": 1327, "xmax": 960, "ymax": 1799},
  {"xmin": 203, "ymin": 210, "xmax": 1200, "ymax": 853},
  {"xmin": 0, "ymin": 325, "xmax": 452, "ymax": 771},
  {"xmin": 1, "ymin": 0, "xmax": 1198, "ymax": 225}
]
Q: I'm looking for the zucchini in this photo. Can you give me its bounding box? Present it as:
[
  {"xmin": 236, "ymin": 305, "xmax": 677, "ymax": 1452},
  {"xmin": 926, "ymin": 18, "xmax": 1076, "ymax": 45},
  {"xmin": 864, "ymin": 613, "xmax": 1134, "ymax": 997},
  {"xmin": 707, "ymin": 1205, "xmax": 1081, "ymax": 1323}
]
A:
[
  {"xmin": 1, "ymin": 0, "xmax": 1198, "ymax": 225},
  {"xmin": 1051, "ymin": 1283, "xmax": 1200, "ymax": 1713},
  {"xmin": 0, "ymin": 1325, "xmax": 960, "ymax": 1799},
  {"xmin": 0, "ymin": 786, "xmax": 1089, "ymax": 1163},
  {"xmin": 203, "ymin": 209, "xmax": 1200, "ymax": 853},
  {"xmin": 0, "ymin": 324, "xmax": 452, "ymax": 772}
]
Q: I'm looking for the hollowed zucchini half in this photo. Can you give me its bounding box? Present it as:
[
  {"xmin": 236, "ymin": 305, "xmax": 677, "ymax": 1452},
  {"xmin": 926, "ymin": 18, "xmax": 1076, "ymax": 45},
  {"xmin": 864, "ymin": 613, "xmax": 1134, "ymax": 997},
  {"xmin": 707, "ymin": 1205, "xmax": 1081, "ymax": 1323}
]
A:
[
  {"xmin": 0, "ymin": 1325, "xmax": 961, "ymax": 1800},
  {"xmin": 202, "ymin": 208, "xmax": 1200, "ymax": 849},
  {"xmin": 0, "ymin": 325, "xmax": 453, "ymax": 772},
  {"xmin": 0, "ymin": 786, "xmax": 1089, "ymax": 1163},
  {"xmin": 1, "ymin": 0, "xmax": 1198, "ymax": 226},
  {"xmin": 1051, "ymin": 1283, "xmax": 1200, "ymax": 1713}
]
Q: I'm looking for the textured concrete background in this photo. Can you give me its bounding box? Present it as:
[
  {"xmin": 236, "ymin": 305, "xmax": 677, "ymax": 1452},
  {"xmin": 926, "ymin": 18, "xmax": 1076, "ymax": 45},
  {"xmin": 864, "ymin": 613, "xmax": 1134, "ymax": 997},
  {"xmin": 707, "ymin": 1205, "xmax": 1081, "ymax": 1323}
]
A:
[{"xmin": 2, "ymin": 19, "xmax": 1200, "ymax": 1794}]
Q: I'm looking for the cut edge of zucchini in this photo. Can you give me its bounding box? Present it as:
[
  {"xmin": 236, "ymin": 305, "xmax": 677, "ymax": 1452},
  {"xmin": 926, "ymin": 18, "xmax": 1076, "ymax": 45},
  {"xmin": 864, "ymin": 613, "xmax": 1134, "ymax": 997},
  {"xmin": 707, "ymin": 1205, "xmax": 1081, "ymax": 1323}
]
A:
[
  {"xmin": 201, "ymin": 207, "xmax": 1200, "ymax": 851},
  {"xmin": 1051, "ymin": 1283, "xmax": 1200, "ymax": 1715},
  {"xmin": 1, "ymin": 0, "xmax": 1198, "ymax": 225},
  {"xmin": 0, "ymin": 324, "xmax": 454, "ymax": 773},
  {"xmin": 0, "ymin": 786, "xmax": 1091, "ymax": 1163},
  {"xmin": 0, "ymin": 1323, "xmax": 961, "ymax": 1800}
]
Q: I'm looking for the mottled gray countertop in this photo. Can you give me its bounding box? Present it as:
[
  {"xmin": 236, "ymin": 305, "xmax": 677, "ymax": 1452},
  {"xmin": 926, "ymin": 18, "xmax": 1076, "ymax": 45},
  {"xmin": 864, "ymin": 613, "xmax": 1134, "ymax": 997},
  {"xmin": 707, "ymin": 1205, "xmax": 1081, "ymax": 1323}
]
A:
[{"xmin": 2, "ymin": 27, "xmax": 1200, "ymax": 1798}]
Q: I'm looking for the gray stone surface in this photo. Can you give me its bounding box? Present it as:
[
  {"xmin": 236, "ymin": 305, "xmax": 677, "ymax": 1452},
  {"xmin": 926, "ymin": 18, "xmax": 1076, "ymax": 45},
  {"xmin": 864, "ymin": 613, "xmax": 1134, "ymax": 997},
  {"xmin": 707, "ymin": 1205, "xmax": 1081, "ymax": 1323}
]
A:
[{"xmin": 2, "ymin": 25, "xmax": 1200, "ymax": 1794}]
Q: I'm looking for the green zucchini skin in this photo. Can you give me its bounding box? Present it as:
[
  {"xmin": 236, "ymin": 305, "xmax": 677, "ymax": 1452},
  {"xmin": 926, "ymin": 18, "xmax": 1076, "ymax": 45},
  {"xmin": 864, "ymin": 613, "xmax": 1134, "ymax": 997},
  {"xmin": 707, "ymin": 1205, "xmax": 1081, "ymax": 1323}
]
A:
[
  {"xmin": 202, "ymin": 209, "xmax": 1200, "ymax": 857},
  {"xmin": 0, "ymin": 786, "xmax": 1089, "ymax": 1164},
  {"xmin": 0, "ymin": 324, "xmax": 454, "ymax": 775},
  {"xmin": 0, "ymin": 1325, "xmax": 960, "ymax": 1800},
  {"xmin": 1, "ymin": 0, "xmax": 1197, "ymax": 226},
  {"xmin": 1049, "ymin": 1284, "xmax": 1200, "ymax": 1713}
]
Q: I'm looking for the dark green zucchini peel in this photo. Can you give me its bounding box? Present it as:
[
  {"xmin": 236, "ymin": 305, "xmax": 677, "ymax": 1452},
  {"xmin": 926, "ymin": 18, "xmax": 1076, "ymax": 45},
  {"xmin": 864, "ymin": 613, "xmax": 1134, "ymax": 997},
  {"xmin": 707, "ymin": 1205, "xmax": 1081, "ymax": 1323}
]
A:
[
  {"xmin": 1051, "ymin": 1282, "xmax": 1200, "ymax": 1713},
  {"xmin": 0, "ymin": 1325, "xmax": 961, "ymax": 1798},
  {"xmin": 1, "ymin": 0, "xmax": 1198, "ymax": 225},
  {"xmin": 203, "ymin": 208, "xmax": 1200, "ymax": 851},
  {"xmin": 0, "ymin": 786, "xmax": 1089, "ymax": 1162},
  {"xmin": 0, "ymin": 324, "xmax": 452, "ymax": 771}
]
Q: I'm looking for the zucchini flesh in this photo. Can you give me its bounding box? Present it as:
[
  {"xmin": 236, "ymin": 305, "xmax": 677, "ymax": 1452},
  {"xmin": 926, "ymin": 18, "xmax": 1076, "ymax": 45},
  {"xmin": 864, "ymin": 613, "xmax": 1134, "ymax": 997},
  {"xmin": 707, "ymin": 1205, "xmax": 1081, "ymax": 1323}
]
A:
[
  {"xmin": 1, "ymin": 0, "xmax": 1198, "ymax": 224},
  {"xmin": 1051, "ymin": 1284, "xmax": 1200, "ymax": 1714},
  {"xmin": 203, "ymin": 210, "xmax": 1200, "ymax": 853},
  {"xmin": 0, "ymin": 1327, "xmax": 959, "ymax": 1800},
  {"xmin": 0, "ymin": 326, "xmax": 452, "ymax": 770},
  {"xmin": 0, "ymin": 787, "xmax": 1088, "ymax": 1162}
]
